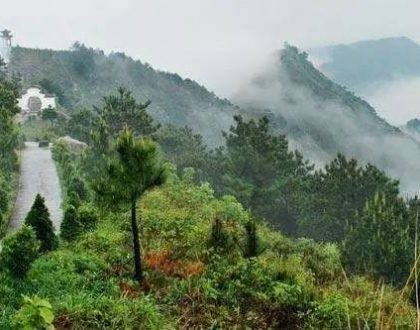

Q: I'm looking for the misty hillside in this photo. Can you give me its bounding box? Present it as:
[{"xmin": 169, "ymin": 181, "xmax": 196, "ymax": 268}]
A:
[
  {"xmin": 8, "ymin": 44, "xmax": 237, "ymax": 143},
  {"xmin": 9, "ymin": 42, "xmax": 420, "ymax": 191},
  {"xmin": 234, "ymin": 44, "xmax": 420, "ymax": 192},
  {"xmin": 309, "ymin": 37, "xmax": 420, "ymax": 91},
  {"xmin": 402, "ymin": 117, "xmax": 420, "ymax": 142}
]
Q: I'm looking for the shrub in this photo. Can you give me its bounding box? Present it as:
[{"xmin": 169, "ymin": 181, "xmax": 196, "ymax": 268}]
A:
[
  {"xmin": 67, "ymin": 190, "xmax": 81, "ymax": 208},
  {"xmin": 68, "ymin": 177, "xmax": 88, "ymax": 202},
  {"xmin": 61, "ymin": 206, "xmax": 83, "ymax": 242},
  {"xmin": 0, "ymin": 225, "xmax": 40, "ymax": 278},
  {"xmin": 14, "ymin": 296, "xmax": 54, "ymax": 330},
  {"xmin": 295, "ymin": 238, "xmax": 342, "ymax": 284},
  {"xmin": 25, "ymin": 194, "xmax": 57, "ymax": 252},
  {"xmin": 308, "ymin": 293, "xmax": 348, "ymax": 329},
  {"xmin": 78, "ymin": 203, "xmax": 99, "ymax": 232},
  {"xmin": 0, "ymin": 175, "xmax": 9, "ymax": 214}
]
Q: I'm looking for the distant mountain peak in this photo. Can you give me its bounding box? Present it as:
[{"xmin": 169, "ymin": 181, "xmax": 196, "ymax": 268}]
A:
[{"xmin": 308, "ymin": 36, "xmax": 420, "ymax": 91}]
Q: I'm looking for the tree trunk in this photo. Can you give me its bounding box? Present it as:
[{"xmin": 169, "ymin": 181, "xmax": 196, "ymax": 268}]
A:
[{"xmin": 131, "ymin": 197, "xmax": 143, "ymax": 283}]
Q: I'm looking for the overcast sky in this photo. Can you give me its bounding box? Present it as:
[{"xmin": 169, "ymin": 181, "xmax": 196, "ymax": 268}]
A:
[{"xmin": 2, "ymin": 0, "xmax": 420, "ymax": 99}]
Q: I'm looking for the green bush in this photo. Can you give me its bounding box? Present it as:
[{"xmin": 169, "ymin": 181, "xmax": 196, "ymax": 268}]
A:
[
  {"xmin": 14, "ymin": 295, "xmax": 54, "ymax": 330},
  {"xmin": 78, "ymin": 203, "xmax": 99, "ymax": 232},
  {"xmin": 308, "ymin": 293, "xmax": 348, "ymax": 329},
  {"xmin": 61, "ymin": 206, "xmax": 83, "ymax": 242},
  {"xmin": 67, "ymin": 190, "xmax": 81, "ymax": 208},
  {"xmin": 0, "ymin": 225, "xmax": 40, "ymax": 278},
  {"xmin": 295, "ymin": 238, "xmax": 342, "ymax": 284},
  {"xmin": 68, "ymin": 177, "xmax": 89, "ymax": 202},
  {"xmin": 25, "ymin": 194, "xmax": 58, "ymax": 252}
]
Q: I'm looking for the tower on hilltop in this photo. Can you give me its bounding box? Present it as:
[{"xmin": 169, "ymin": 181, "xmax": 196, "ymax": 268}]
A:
[{"xmin": 0, "ymin": 29, "xmax": 13, "ymax": 64}]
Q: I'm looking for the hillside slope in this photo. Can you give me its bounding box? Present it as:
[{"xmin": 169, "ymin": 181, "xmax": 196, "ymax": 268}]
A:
[
  {"xmin": 9, "ymin": 44, "xmax": 237, "ymax": 143},
  {"xmin": 9, "ymin": 43, "xmax": 420, "ymax": 192},
  {"xmin": 234, "ymin": 44, "xmax": 420, "ymax": 192}
]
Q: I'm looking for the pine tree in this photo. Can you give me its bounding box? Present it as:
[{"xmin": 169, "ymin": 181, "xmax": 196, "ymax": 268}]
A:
[
  {"xmin": 222, "ymin": 115, "xmax": 312, "ymax": 235},
  {"xmin": 342, "ymin": 193, "xmax": 411, "ymax": 284},
  {"xmin": 60, "ymin": 206, "xmax": 82, "ymax": 242},
  {"xmin": 93, "ymin": 128, "xmax": 167, "ymax": 283},
  {"xmin": 24, "ymin": 194, "xmax": 57, "ymax": 252}
]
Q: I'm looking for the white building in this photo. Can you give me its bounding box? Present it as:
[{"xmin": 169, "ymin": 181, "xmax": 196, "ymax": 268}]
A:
[
  {"xmin": 0, "ymin": 29, "xmax": 12, "ymax": 64},
  {"xmin": 18, "ymin": 87, "xmax": 56, "ymax": 114}
]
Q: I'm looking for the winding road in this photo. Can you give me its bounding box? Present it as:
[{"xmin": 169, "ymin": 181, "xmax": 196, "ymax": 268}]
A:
[{"xmin": 9, "ymin": 142, "xmax": 63, "ymax": 231}]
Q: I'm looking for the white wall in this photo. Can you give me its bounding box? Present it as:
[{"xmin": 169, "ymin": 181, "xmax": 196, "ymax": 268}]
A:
[{"xmin": 18, "ymin": 87, "xmax": 56, "ymax": 112}]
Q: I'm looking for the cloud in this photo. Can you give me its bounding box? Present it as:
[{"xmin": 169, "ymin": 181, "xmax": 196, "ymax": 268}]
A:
[
  {"xmin": 232, "ymin": 49, "xmax": 420, "ymax": 193},
  {"xmin": 1, "ymin": 0, "xmax": 420, "ymax": 99},
  {"xmin": 362, "ymin": 78, "xmax": 420, "ymax": 125}
]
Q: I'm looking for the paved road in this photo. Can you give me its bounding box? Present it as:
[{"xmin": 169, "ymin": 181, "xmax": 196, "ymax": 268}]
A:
[{"xmin": 9, "ymin": 142, "xmax": 63, "ymax": 231}]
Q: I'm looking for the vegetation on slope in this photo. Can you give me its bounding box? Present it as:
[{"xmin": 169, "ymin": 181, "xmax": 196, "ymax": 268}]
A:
[
  {"xmin": 0, "ymin": 64, "xmax": 20, "ymax": 235},
  {"xmin": 3, "ymin": 40, "xmax": 420, "ymax": 327},
  {"xmin": 9, "ymin": 43, "xmax": 236, "ymax": 143}
]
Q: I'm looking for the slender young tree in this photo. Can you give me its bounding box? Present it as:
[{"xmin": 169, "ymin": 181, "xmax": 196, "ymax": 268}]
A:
[{"xmin": 94, "ymin": 128, "xmax": 166, "ymax": 283}]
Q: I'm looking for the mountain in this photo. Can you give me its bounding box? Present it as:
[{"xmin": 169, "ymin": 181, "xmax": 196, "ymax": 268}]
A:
[
  {"xmin": 9, "ymin": 42, "xmax": 420, "ymax": 192},
  {"xmin": 8, "ymin": 44, "xmax": 237, "ymax": 144},
  {"xmin": 233, "ymin": 44, "xmax": 420, "ymax": 192},
  {"xmin": 309, "ymin": 37, "xmax": 420, "ymax": 92},
  {"xmin": 402, "ymin": 118, "xmax": 420, "ymax": 142}
]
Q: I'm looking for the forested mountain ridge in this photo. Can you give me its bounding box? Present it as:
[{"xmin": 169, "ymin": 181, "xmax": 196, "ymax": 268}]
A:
[
  {"xmin": 309, "ymin": 36, "xmax": 420, "ymax": 91},
  {"xmin": 9, "ymin": 44, "xmax": 237, "ymax": 143},
  {"xmin": 235, "ymin": 44, "xmax": 420, "ymax": 192},
  {"xmin": 8, "ymin": 42, "xmax": 420, "ymax": 191}
]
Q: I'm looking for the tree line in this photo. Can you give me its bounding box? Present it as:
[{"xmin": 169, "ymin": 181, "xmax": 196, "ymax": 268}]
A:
[{"xmin": 55, "ymin": 87, "xmax": 420, "ymax": 286}]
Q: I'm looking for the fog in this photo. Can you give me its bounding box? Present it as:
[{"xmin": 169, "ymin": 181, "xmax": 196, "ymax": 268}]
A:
[
  {"xmin": 1, "ymin": 0, "xmax": 420, "ymax": 99},
  {"xmin": 3, "ymin": 1, "xmax": 420, "ymax": 190},
  {"xmin": 362, "ymin": 78, "xmax": 420, "ymax": 125},
  {"xmin": 232, "ymin": 50, "xmax": 420, "ymax": 193}
]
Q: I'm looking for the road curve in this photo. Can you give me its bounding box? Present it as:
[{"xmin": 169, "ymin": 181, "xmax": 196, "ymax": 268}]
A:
[{"xmin": 9, "ymin": 142, "xmax": 63, "ymax": 231}]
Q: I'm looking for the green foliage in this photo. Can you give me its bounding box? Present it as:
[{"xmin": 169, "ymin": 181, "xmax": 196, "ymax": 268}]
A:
[
  {"xmin": 99, "ymin": 87, "xmax": 158, "ymax": 138},
  {"xmin": 41, "ymin": 106, "xmax": 58, "ymax": 124},
  {"xmin": 94, "ymin": 128, "xmax": 167, "ymax": 207},
  {"xmin": 25, "ymin": 194, "xmax": 57, "ymax": 252},
  {"xmin": 141, "ymin": 175, "xmax": 248, "ymax": 259},
  {"xmin": 60, "ymin": 206, "xmax": 83, "ymax": 242},
  {"xmin": 343, "ymin": 193, "xmax": 411, "ymax": 284},
  {"xmin": 92, "ymin": 128, "xmax": 167, "ymax": 282},
  {"xmin": 157, "ymin": 125, "xmax": 211, "ymax": 179},
  {"xmin": 10, "ymin": 45, "xmax": 233, "ymax": 129},
  {"xmin": 77, "ymin": 203, "xmax": 99, "ymax": 232},
  {"xmin": 221, "ymin": 115, "xmax": 312, "ymax": 234},
  {"xmin": 66, "ymin": 108, "xmax": 97, "ymax": 143},
  {"xmin": 294, "ymin": 238, "xmax": 342, "ymax": 284},
  {"xmin": 244, "ymin": 220, "xmax": 259, "ymax": 258},
  {"xmin": 0, "ymin": 225, "xmax": 40, "ymax": 278},
  {"xmin": 298, "ymin": 154, "xmax": 399, "ymax": 242},
  {"xmin": 68, "ymin": 177, "xmax": 88, "ymax": 202},
  {"xmin": 308, "ymin": 293, "xmax": 348, "ymax": 329},
  {"xmin": 69, "ymin": 42, "xmax": 96, "ymax": 78},
  {"xmin": 209, "ymin": 217, "xmax": 232, "ymax": 252},
  {"xmin": 14, "ymin": 295, "xmax": 54, "ymax": 330},
  {"xmin": 0, "ymin": 69, "xmax": 19, "ymax": 231}
]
